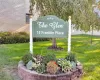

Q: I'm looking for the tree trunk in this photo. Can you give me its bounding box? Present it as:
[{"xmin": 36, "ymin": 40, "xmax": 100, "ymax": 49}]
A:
[
  {"xmin": 48, "ymin": 38, "xmax": 63, "ymax": 50},
  {"xmin": 52, "ymin": 38, "xmax": 57, "ymax": 48},
  {"xmin": 90, "ymin": 26, "xmax": 93, "ymax": 44}
]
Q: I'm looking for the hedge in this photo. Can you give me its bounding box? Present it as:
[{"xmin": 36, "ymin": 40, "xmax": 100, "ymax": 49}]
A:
[{"xmin": 0, "ymin": 32, "xmax": 50, "ymax": 44}]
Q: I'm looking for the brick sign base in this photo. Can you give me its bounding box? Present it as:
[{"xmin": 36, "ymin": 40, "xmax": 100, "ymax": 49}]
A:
[{"xmin": 18, "ymin": 61, "xmax": 83, "ymax": 80}]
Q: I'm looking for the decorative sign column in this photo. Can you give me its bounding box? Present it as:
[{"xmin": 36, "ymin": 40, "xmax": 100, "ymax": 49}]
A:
[
  {"xmin": 68, "ymin": 16, "xmax": 71, "ymax": 53},
  {"xmin": 29, "ymin": 16, "xmax": 33, "ymax": 54},
  {"xmin": 30, "ymin": 15, "xmax": 69, "ymax": 54}
]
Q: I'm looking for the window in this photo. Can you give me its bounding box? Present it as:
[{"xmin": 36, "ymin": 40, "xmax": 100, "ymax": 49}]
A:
[{"xmin": 26, "ymin": 13, "xmax": 31, "ymax": 24}]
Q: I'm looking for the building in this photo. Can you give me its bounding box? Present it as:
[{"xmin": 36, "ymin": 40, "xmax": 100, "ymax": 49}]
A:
[
  {"xmin": 0, "ymin": 0, "xmax": 100, "ymax": 35},
  {"xmin": 0, "ymin": 0, "xmax": 30, "ymax": 32}
]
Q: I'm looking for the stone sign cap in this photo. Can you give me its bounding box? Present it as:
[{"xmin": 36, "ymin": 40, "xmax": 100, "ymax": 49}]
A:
[{"xmin": 32, "ymin": 15, "xmax": 68, "ymax": 38}]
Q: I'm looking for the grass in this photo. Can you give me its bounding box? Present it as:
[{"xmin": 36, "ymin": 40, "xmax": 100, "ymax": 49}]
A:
[{"xmin": 0, "ymin": 34, "xmax": 100, "ymax": 80}]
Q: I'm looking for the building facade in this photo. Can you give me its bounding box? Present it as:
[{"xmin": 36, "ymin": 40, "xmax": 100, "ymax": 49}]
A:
[
  {"xmin": 0, "ymin": 0, "xmax": 29, "ymax": 32},
  {"xmin": 0, "ymin": 0, "xmax": 100, "ymax": 35}
]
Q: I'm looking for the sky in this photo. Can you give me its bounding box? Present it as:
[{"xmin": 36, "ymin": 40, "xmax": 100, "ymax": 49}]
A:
[
  {"xmin": 94, "ymin": 0, "xmax": 100, "ymax": 16},
  {"xmin": 96, "ymin": 0, "xmax": 100, "ymax": 2}
]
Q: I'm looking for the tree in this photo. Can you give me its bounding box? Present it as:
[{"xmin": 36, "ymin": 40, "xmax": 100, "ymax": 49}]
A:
[
  {"xmin": 29, "ymin": 0, "xmax": 73, "ymax": 50},
  {"xmin": 73, "ymin": 0, "xmax": 100, "ymax": 44},
  {"xmin": 97, "ymin": 1, "xmax": 100, "ymax": 9},
  {"xmin": 29, "ymin": 0, "xmax": 100, "ymax": 45}
]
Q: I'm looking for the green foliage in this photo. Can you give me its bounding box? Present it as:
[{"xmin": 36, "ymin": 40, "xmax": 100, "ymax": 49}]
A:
[
  {"xmin": 0, "ymin": 32, "xmax": 50, "ymax": 44},
  {"xmin": 73, "ymin": 0, "xmax": 100, "ymax": 32},
  {"xmin": 36, "ymin": 63, "xmax": 46, "ymax": 73},
  {"xmin": 18, "ymin": 32, "xmax": 29, "ymax": 36},
  {"xmin": 57, "ymin": 59, "xmax": 71, "ymax": 73},
  {"xmin": 30, "ymin": 0, "xmax": 100, "ymax": 31},
  {"xmin": 22, "ymin": 53, "xmax": 33, "ymax": 65},
  {"xmin": 33, "ymin": 38, "xmax": 50, "ymax": 42},
  {"xmin": 0, "ymin": 32, "xmax": 29, "ymax": 44},
  {"xmin": 66, "ymin": 53, "xmax": 76, "ymax": 62},
  {"xmin": 0, "ymin": 32, "xmax": 12, "ymax": 37},
  {"xmin": 0, "ymin": 35, "xmax": 100, "ymax": 79},
  {"xmin": 30, "ymin": 0, "xmax": 73, "ymax": 20},
  {"xmin": 42, "ymin": 53, "xmax": 56, "ymax": 65}
]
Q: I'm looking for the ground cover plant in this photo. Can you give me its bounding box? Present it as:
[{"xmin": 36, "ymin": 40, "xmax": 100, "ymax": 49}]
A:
[{"xmin": 0, "ymin": 34, "xmax": 100, "ymax": 80}]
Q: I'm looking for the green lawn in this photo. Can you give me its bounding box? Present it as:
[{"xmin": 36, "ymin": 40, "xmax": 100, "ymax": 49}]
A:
[{"xmin": 0, "ymin": 34, "xmax": 100, "ymax": 80}]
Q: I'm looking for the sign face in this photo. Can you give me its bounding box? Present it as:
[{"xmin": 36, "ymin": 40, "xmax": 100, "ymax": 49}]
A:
[{"xmin": 32, "ymin": 15, "xmax": 68, "ymax": 38}]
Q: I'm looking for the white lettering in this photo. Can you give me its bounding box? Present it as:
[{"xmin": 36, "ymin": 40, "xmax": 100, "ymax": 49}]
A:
[
  {"xmin": 37, "ymin": 31, "xmax": 64, "ymax": 35},
  {"xmin": 37, "ymin": 22, "xmax": 64, "ymax": 30},
  {"xmin": 55, "ymin": 31, "xmax": 64, "ymax": 35},
  {"xmin": 37, "ymin": 31, "xmax": 54, "ymax": 35},
  {"xmin": 49, "ymin": 22, "xmax": 63, "ymax": 30},
  {"xmin": 37, "ymin": 22, "xmax": 48, "ymax": 28}
]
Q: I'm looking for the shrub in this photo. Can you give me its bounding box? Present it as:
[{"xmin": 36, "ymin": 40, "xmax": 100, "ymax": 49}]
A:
[
  {"xmin": 42, "ymin": 53, "xmax": 56, "ymax": 65},
  {"xmin": 22, "ymin": 53, "xmax": 33, "ymax": 65},
  {"xmin": 33, "ymin": 38, "xmax": 50, "ymax": 42},
  {"xmin": 0, "ymin": 32, "xmax": 50, "ymax": 44},
  {"xmin": 18, "ymin": 32, "xmax": 29, "ymax": 36},
  {"xmin": 57, "ymin": 59, "xmax": 71, "ymax": 73},
  {"xmin": 36, "ymin": 63, "xmax": 46, "ymax": 73},
  {"xmin": 0, "ymin": 32, "xmax": 29, "ymax": 44},
  {"xmin": 46, "ymin": 61, "xmax": 59, "ymax": 74},
  {"xmin": 12, "ymin": 33, "xmax": 29, "ymax": 43},
  {"xmin": 0, "ymin": 32, "xmax": 12, "ymax": 37},
  {"xmin": 66, "ymin": 53, "xmax": 76, "ymax": 62}
]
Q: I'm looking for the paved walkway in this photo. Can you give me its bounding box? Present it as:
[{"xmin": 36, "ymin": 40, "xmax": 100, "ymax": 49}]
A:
[{"xmin": 1, "ymin": 67, "xmax": 21, "ymax": 80}]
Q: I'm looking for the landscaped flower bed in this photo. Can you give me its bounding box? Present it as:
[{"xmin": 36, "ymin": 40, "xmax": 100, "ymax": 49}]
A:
[{"xmin": 18, "ymin": 53, "xmax": 83, "ymax": 80}]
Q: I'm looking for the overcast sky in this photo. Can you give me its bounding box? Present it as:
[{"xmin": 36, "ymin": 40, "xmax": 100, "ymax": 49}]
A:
[
  {"xmin": 94, "ymin": 0, "xmax": 100, "ymax": 16},
  {"xmin": 96, "ymin": 0, "xmax": 100, "ymax": 2}
]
